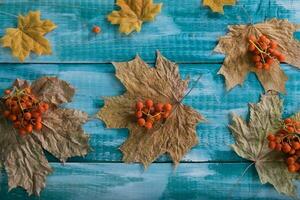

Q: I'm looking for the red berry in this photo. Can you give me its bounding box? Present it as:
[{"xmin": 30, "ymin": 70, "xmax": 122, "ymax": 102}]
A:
[
  {"xmin": 92, "ymin": 26, "xmax": 101, "ymax": 34},
  {"xmin": 145, "ymin": 121, "xmax": 153, "ymax": 129},
  {"xmin": 263, "ymin": 63, "xmax": 270, "ymax": 70},
  {"xmin": 135, "ymin": 111, "xmax": 143, "ymax": 118},
  {"xmin": 255, "ymin": 62, "xmax": 263, "ymax": 69},
  {"xmin": 34, "ymin": 122, "xmax": 43, "ymax": 131},
  {"xmin": 252, "ymin": 55, "xmax": 261, "ymax": 62},
  {"xmin": 288, "ymin": 164, "xmax": 297, "ymax": 173},
  {"xmin": 275, "ymin": 143, "xmax": 282, "ymax": 151},
  {"xmin": 285, "ymin": 118, "xmax": 293, "ymax": 124},
  {"xmin": 282, "ymin": 143, "xmax": 292, "ymax": 153},
  {"xmin": 269, "ymin": 40, "xmax": 278, "ymax": 49},
  {"xmin": 163, "ymin": 103, "xmax": 172, "ymax": 112},
  {"xmin": 4, "ymin": 89, "xmax": 11, "ymax": 95},
  {"xmin": 287, "ymin": 157, "xmax": 296, "ymax": 165},
  {"xmin": 136, "ymin": 101, "xmax": 144, "ymax": 110},
  {"xmin": 18, "ymin": 128, "xmax": 27, "ymax": 136},
  {"xmin": 287, "ymin": 126, "xmax": 295, "ymax": 133},
  {"xmin": 267, "ymin": 134, "xmax": 276, "ymax": 141},
  {"xmin": 145, "ymin": 99, "xmax": 153, "ymax": 108},
  {"xmin": 25, "ymin": 124, "xmax": 33, "ymax": 133},
  {"xmin": 266, "ymin": 58, "xmax": 273, "ymax": 65},
  {"xmin": 268, "ymin": 141, "xmax": 276, "ymax": 149},
  {"xmin": 277, "ymin": 54, "xmax": 285, "ymax": 62},
  {"xmin": 137, "ymin": 118, "xmax": 145, "ymax": 126},
  {"xmin": 3, "ymin": 110, "xmax": 10, "ymax": 118},
  {"xmin": 24, "ymin": 112, "xmax": 31, "ymax": 120},
  {"xmin": 248, "ymin": 44, "xmax": 256, "ymax": 51},
  {"xmin": 248, "ymin": 35, "xmax": 256, "ymax": 42},
  {"xmin": 8, "ymin": 114, "xmax": 17, "ymax": 121},
  {"xmin": 292, "ymin": 142, "xmax": 300, "ymax": 150},
  {"xmin": 155, "ymin": 103, "xmax": 164, "ymax": 112}
]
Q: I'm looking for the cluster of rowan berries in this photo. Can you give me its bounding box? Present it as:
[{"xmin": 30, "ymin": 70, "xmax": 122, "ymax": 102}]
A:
[
  {"xmin": 248, "ymin": 34, "xmax": 285, "ymax": 70},
  {"xmin": 135, "ymin": 99, "xmax": 172, "ymax": 129},
  {"xmin": 2, "ymin": 87, "xmax": 49, "ymax": 136},
  {"xmin": 268, "ymin": 118, "xmax": 300, "ymax": 173}
]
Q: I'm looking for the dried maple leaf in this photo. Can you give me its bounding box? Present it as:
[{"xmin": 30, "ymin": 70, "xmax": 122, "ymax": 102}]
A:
[
  {"xmin": 98, "ymin": 52, "xmax": 203, "ymax": 167},
  {"xmin": 215, "ymin": 19, "xmax": 300, "ymax": 93},
  {"xmin": 107, "ymin": 0, "xmax": 162, "ymax": 35},
  {"xmin": 0, "ymin": 77, "xmax": 90, "ymax": 196},
  {"xmin": 1, "ymin": 11, "xmax": 57, "ymax": 62},
  {"xmin": 230, "ymin": 94, "xmax": 300, "ymax": 197},
  {"xmin": 202, "ymin": 0, "xmax": 236, "ymax": 13}
]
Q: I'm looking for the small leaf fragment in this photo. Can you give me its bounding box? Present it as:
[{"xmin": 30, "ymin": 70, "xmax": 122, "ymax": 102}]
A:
[
  {"xmin": 107, "ymin": 0, "xmax": 162, "ymax": 35},
  {"xmin": 202, "ymin": 0, "xmax": 236, "ymax": 13},
  {"xmin": 0, "ymin": 11, "xmax": 57, "ymax": 61}
]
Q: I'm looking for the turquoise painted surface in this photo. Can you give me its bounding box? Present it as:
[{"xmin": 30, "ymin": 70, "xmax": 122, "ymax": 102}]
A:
[{"xmin": 0, "ymin": 0, "xmax": 299, "ymax": 199}]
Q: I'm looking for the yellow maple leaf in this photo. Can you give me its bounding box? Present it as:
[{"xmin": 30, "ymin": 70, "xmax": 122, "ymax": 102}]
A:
[
  {"xmin": 1, "ymin": 11, "xmax": 57, "ymax": 61},
  {"xmin": 203, "ymin": 0, "xmax": 236, "ymax": 13},
  {"xmin": 107, "ymin": 0, "xmax": 162, "ymax": 35}
]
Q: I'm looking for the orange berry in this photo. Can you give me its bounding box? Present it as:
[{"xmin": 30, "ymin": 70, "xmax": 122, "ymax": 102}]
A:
[
  {"xmin": 13, "ymin": 121, "xmax": 21, "ymax": 129},
  {"xmin": 282, "ymin": 143, "xmax": 292, "ymax": 153},
  {"xmin": 277, "ymin": 54, "xmax": 285, "ymax": 62},
  {"xmin": 92, "ymin": 26, "xmax": 101, "ymax": 34},
  {"xmin": 18, "ymin": 128, "xmax": 27, "ymax": 136},
  {"xmin": 145, "ymin": 121, "xmax": 153, "ymax": 129},
  {"xmin": 275, "ymin": 143, "xmax": 282, "ymax": 151},
  {"xmin": 43, "ymin": 103, "xmax": 49, "ymax": 111},
  {"xmin": 154, "ymin": 103, "xmax": 164, "ymax": 112},
  {"xmin": 3, "ymin": 110, "xmax": 10, "ymax": 118},
  {"xmin": 268, "ymin": 141, "xmax": 276, "ymax": 149},
  {"xmin": 287, "ymin": 157, "xmax": 296, "ymax": 165},
  {"xmin": 34, "ymin": 122, "xmax": 43, "ymax": 131},
  {"xmin": 137, "ymin": 118, "xmax": 145, "ymax": 126},
  {"xmin": 24, "ymin": 112, "xmax": 31, "ymax": 120},
  {"xmin": 285, "ymin": 118, "xmax": 293, "ymax": 124},
  {"xmin": 287, "ymin": 126, "xmax": 295, "ymax": 133},
  {"xmin": 267, "ymin": 134, "xmax": 276, "ymax": 141},
  {"xmin": 8, "ymin": 114, "xmax": 17, "ymax": 121},
  {"xmin": 4, "ymin": 89, "xmax": 11, "ymax": 95},
  {"xmin": 136, "ymin": 101, "xmax": 144, "ymax": 110},
  {"xmin": 35, "ymin": 116, "xmax": 42, "ymax": 123},
  {"xmin": 259, "ymin": 35, "xmax": 267, "ymax": 42},
  {"xmin": 269, "ymin": 40, "xmax": 277, "ymax": 49},
  {"xmin": 288, "ymin": 164, "xmax": 297, "ymax": 173},
  {"xmin": 135, "ymin": 111, "xmax": 143, "ymax": 118},
  {"xmin": 145, "ymin": 99, "xmax": 153, "ymax": 108},
  {"xmin": 255, "ymin": 62, "xmax": 263, "ymax": 69},
  {"xmin": 252, "ymin": 55, "xmax": 261, "ymax": 62},
  {"xmin": 25, "ymin": 124, "xmax": 33, "ymax": 133},
  {"xmin": 263, "ymin": 63, "xmax": 270, "ymax": 70},
  {"xmin": 248, "ymin": 44, "xmax": 255, "ymax": 51},
  {"xmin": 248, "ymin": 35, "xmax": 256, "ymax": 42},
  {"xmin": 32, "ymin": 112, "xmax": 41, "ymax": 118},
  {"xmin": 292, "ymin": 142, "xmax": 300, "ymax": 150},
  {"xmin": 266, "ymin": 58, "xmax": 273, "ymax": 65},
  {"xmin": 163, "ymin": 103, "xmax": 172, "ymax": 112},
  {"xmin": 162, "ymin": 111, "xmax": 170, "ymax": 119}
]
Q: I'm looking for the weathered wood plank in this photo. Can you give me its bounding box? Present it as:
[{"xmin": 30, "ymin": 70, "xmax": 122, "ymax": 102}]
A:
[
  {"xmin": 0, "ymin": 0, "xmax": 299, "ymax": 63},
  {"xmin": 0, "ymin": 63, "xmax": 299, "ymax": 162},
  {"xmin": 0, "ymin": 162, "xmax": 293, "ymax": 200}
]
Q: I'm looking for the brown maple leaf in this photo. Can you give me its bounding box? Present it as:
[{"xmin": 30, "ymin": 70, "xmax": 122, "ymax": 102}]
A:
[
  {"xmin": 0, "ymin": 77, "xmax": 90, "ymax": 196},
  {"xmin": 0, "ymin": 11, "xmax": 57, "ymax": 62},
  {"xmin": 107, "ymin": 0, "xmax": 162, "ymax": 35},
  {"xmin": 230, "ymin": 94, "xmax": 300, "ymax": 197},
  {"xmin": 215, "ymin": 19, "xmax": 300, "ymax": 93},
  {"xmin": 202, "ymin": 0, "xmax": 236, "ymax": 14},
  {"xmin": 98, "ymin": 52, "xmax": 204, "ymax": 167}
]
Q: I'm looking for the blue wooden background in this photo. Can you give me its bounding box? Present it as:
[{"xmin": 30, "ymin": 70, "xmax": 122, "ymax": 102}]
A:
[{"xmin": 0, "ymin": 0, "xmax": 300, "ymax": 199}]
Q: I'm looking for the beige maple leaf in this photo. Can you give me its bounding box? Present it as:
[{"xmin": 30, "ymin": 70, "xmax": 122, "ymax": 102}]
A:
[
  {"xmin": 230, "ymin": 94, "xmax": 300, "ymax": 197},
  {"xmin": 107, "ymin": 0, "xmax": 162, "ymax": 35},
  {"xmin": 0, "ymin": 77, "xmax": 90, "ymax": 196},
  {"xmin": 202, "ymin": 0, "xmax": 236, "ymax": 13},
  {"xmin": 215, "ymin": 19, "xmax": 300, "ymax": 93},
  {"xmin": 0, "ymin": 11, "xmax": 57, "ymax": 62},
  {"xmin": 98, "ymin": 52, "xmax": 204, "ymax": 167}
]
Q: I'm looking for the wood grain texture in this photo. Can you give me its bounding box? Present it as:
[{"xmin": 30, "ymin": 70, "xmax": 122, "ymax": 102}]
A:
[
  {"xmin": 0, "ymin": 63, "xmax": 299, "ymax": 163},
  {"xmin": 0, "ymin": 0, "xmax": 299, "ymax": 63},
  {"xmin": 0, "ymin": 163, "xmax": 294, "ymax": 200}
]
